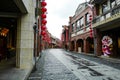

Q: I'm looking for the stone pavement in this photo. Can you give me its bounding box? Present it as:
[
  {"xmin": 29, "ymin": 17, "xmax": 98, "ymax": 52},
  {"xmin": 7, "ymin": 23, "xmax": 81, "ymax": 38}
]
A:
[
  {"xmin": 28, "ymin": 50, "xmax": 79, "ymax": 80},
  {"xmin": 67, "ymin": 51, "xmax": 120, "ymax": 70},
  {"xmin": 28, "ymin": 49, "xmax": 120, "ymax": 80},
  {"xmin": 0, "ymin": 57, "xmax": 31, "ymax": 80}
]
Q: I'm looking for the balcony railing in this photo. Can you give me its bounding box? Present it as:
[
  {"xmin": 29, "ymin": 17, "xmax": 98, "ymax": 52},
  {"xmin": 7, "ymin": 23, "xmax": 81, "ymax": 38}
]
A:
[{"xmin": 93, "ymin": 5, "xmax": 120, "ymax": 24}]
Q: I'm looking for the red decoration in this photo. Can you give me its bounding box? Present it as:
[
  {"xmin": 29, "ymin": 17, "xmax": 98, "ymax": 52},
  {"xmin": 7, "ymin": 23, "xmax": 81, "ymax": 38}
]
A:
[
  {"xmin": 41, "ymin": 7, "xmax": 47, "ymax": 13},
  {"xmin": 42, "ymin": 37, "xmax": 46, "ymax": 40},
  {"xmin": 89, "ymin": 17, "xmax": 92, "ymax": 21},
  {"xmin": 90, "ymin": 29, "xmax": 92, "ymax": 32},
  {"xmin": 41, "ymin": 26, "xmax": 46, "ymax": 30},
  {"xmin": 41, "ymin": 19, "xmax": 47, "ymax": 25},
  {"xmin": 89, "ymin": 15, "xmax": 93, "ymax": 21},
  {"xmin": 41, "ymin": 1, "xmax": 47, "ymax": 7},
  {"xmin": 41, "ymin": 14, "xmax": 46, "ymax": 18},
  {"xmin": 41, "ymin": 31, "xmax": 46, "ymax": 36},
  {"xmin": 89, "ymin": 24, "xmax": 92, "ymax": 27}
]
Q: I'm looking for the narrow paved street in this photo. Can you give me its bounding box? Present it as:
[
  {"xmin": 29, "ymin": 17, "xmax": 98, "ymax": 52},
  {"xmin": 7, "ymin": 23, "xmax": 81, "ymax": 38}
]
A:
[{"xmin": 28, "ymin": 49, "xmax": 120, "ymax": 80}]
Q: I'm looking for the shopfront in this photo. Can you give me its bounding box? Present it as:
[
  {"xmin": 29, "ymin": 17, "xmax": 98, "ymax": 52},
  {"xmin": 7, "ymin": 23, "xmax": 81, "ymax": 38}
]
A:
[
  {"xmin": 101, "ymin": 27, "xmax": 120, "ymax": 58},
  {"xmin": 0, "ymin": 17, "xmax": 17, "ymax": 61}
]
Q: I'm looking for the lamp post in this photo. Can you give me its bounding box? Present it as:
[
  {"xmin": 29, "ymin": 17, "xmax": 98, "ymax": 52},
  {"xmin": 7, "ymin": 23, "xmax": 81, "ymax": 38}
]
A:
[{"xmin": 32, "ymin": 0, "xmax": 39, "ymax": 72}]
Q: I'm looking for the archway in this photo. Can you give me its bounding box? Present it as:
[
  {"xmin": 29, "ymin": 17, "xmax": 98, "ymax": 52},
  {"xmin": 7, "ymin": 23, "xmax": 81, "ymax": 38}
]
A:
[
  {"xmin": 70, "ymin": 41, "xmax": 75, "ymax": 51},
  {"xmin": 76, "ymin": 39, "xmax": 83, "ymax": 53},
  {"xmin": 86, "ymin": 37, "xmax": 94, "ymax": 53}
]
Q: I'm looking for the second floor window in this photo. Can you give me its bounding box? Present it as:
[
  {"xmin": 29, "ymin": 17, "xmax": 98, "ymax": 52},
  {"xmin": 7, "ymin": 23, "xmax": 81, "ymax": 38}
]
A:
[
  {"xmin": 76, "ymin": 19, "xmax": 80, "ymax": 30},
  {"xmin": 102, "ymin": 1, "xmax": 109, "ymax": 13},
  {"xmin": 111, "ymin": 0, "xmax": 116, "ymax": 8},
  {"xmin": 85, "ymin": 13, "xmax": 90, "ymax": 25},
  {"xmin": 72, "ymin": 23, "xmax": 75, "ymax": 32},
  {"xmin": 80, "ymin": 17, "xmax": 84, "ymax": 28}
]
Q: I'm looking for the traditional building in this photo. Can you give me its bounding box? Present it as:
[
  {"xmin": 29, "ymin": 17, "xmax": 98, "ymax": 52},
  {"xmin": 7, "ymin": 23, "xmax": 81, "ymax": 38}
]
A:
[
  {"xmin": 61, "ymin": 25, "xmax": 69, "ymax": 50},
  {"xmin": 69, "ymin": 2, "xmax": 94, "ymax": 54},
  {"xmin": 91, "ymin": 0, "xmax": 120, "ymax": 58},
  {"xmin": 0, "ymin": 0, "xmax": 42, "ymax": 72}
]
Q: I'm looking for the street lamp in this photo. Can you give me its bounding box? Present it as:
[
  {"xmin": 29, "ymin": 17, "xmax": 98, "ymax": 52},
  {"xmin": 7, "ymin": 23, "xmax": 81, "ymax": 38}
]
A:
[
  {"xmin": 32, "ymin": 0, "xmax": 39, "ymax": 72},
  {"xmin": 32, "ymin": 0, "xmax": 48, "ymax": 72}
]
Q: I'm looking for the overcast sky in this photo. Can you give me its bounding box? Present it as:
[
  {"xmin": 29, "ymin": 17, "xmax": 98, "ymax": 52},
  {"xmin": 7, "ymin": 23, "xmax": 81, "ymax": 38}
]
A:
[{"xmin": 46, "ymin": 0, "xmax": 88, "ymax": 39}]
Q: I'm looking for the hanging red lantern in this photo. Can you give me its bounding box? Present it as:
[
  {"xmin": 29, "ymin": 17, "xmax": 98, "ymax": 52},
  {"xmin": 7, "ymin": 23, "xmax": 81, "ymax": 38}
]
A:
[
  {"xmin": 89, "ymin": 14, "xmax": 93, "ymax": 21},
  {"xmin": 41, "ymin": 19, "xmax": 47, "ymax": 25},
  {"xmin": 41, "ymin": 1, "xmax": 47, "ymax": 7},
  {"xmin": 89, "ymin": 23, "xmax": 92, "ymax": 27},
  {"xmin": 90, "ymin": 29, "xmax": 93, "ymax": 33},
  {"xmin": 42, "ymin": 37, "xmax": 46, "ymax": 40},
  {"xmin": 41, "ymin": 14, "xmax": 46, "ymax": 19},
  {"xmin": 41, "ymin": 7, "xmax": 47, "ymax": 13},
  {"xmin": 41, "ymin": 31, "xmax": 46, "ymax": 36},
  {"xmin": 41, "ymin": 26, "xmax": 46, "ymax": 30}
]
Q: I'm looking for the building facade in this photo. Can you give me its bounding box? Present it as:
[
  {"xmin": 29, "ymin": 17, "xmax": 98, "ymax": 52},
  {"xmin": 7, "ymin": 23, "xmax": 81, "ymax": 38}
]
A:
[
  {"xmin": 92, "ymin": 0, "xmax": 120, "ymax": 58},
  {"xmin": 61, "ymin": 25, "xmax": 69, "ymax": 50},
  {"xmin": 0, "ymin": 0, "xmax": 39, "ymax": 71},
  {"xmin": 69, "ymin": 2, "xmax": 94, "ymax": 54},
  {"xmin": 68, "ymin": 0, "xmax": 120, "ymax": 58}
]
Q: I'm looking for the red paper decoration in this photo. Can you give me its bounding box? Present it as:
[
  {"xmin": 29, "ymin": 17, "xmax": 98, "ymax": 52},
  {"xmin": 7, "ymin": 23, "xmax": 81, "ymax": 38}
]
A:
[
  {"xmin": 41, "ymin": 7, "xmax": 47, "ymax": 13},
  {"xmin": 41, "ymin": 26, "xmax": 46, "ymax": 30},
  {"xmin": 41, "ymin": 19, "xmax": 47, "ymax": 25},
  {"xmin": 41, "ymin": 1, "xmax": 47, "ymax": 7},
  {"xmin": 41, "ymin": 14, "xmax": 46, "ymax": 18},
  {"xmin": 89, "ymin": 14, "xmax": 93, "ymax": 21},
  {"xmin": 90, "ymin": 29, "xmax": 92, "ymax": 32},
  {"xmin": 41, "ymin": 31, "xmax": 46, "ymax": 36}
]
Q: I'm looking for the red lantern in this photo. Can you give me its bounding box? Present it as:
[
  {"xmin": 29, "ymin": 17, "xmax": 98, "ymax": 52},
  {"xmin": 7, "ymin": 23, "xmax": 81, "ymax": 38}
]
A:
[
  {"xmin": 41, "ymin": 1, "xmax": 47, "ymax": 7},
  {"xmin": 89, "ymin": 23, "xmax": 92, "ymax": 27},
  {"xmin": 41, "ymin": 14, "xmax": 46, "ymax": 19},
  {"xmin": 89, "ymin": 14, "xmax": 93, "ymax": 21},
  {"xmin": 41, "ymin": 7, "xmax": 47, "ymax": 13},
  {"xmin": 89, "ymin": 27, "xmax": 92, "ymax": 29},
  {"xmin": 41, "ymin": 31, "xmax": 46, "ymax": 36},
  {"xmin": 90, "ymin": 32, "xmax": 93, "ymax": 38},
  {"xmin": 42, "ymin": 37, "xmax": 46, "ymax": 40},
  {"xmin": 90, "ymin": 29, "xmax": 93, "ymax": 33},
  {"xmin": 41, "ymin": 19, "xmax": 47, "ymax": 25},
  {"xmin": 41, "ymin": 26, "xmax": 46, "ymax": 30}
]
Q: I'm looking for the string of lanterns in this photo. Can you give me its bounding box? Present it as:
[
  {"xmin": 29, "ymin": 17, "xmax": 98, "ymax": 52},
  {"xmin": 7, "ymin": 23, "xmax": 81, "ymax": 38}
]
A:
[
  {"xmin": 89, "ymin": 12, "xmax": 93, "ymax": 38},
  {"xmin": 40, "ymin": 0, "xmax": 51, "ymax": 43}
]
